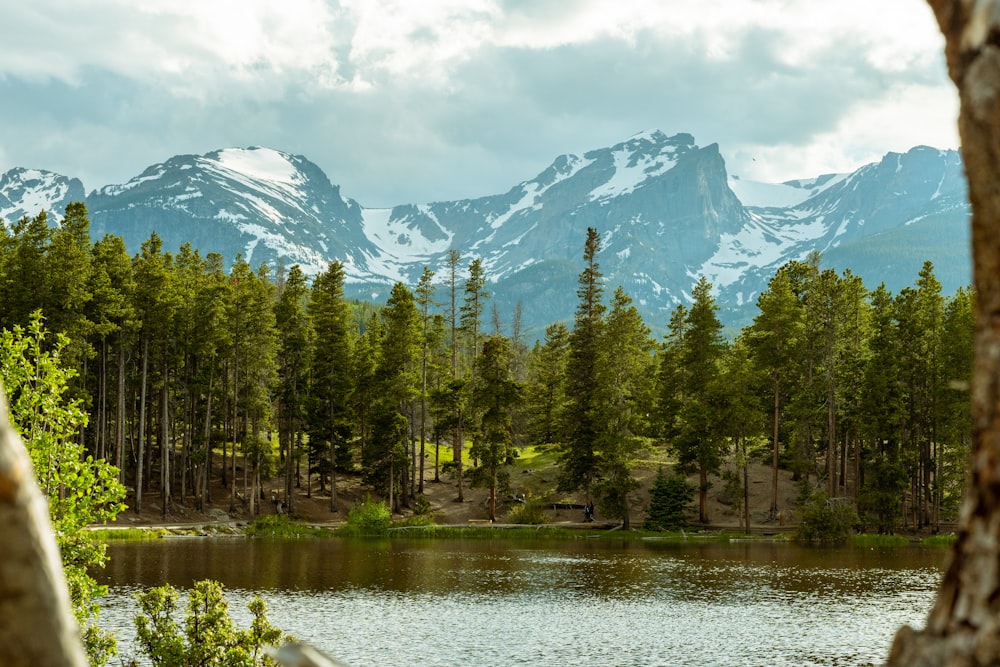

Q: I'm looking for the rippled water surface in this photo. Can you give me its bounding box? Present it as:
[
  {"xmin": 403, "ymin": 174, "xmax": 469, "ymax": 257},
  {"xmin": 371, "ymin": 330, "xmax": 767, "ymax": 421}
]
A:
[{"xmin": 96, "ymin": 538, "xmax": 945, "ymax": 666}]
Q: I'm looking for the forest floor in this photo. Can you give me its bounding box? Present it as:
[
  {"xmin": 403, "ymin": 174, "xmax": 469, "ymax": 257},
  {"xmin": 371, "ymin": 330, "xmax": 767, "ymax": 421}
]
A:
[{"xmin": 104, "ymin": 444, "xmax": 804, "ymax": 533}]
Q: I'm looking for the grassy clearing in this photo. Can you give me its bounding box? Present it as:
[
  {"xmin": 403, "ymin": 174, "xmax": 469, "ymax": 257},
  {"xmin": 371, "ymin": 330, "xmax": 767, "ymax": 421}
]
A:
[{"xmin": 921, "ymin": 534, "xmax": 957, "ymax": 547}]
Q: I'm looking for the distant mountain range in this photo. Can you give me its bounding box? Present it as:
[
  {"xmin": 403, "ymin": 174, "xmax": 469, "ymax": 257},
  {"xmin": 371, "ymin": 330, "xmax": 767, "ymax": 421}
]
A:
[{"xmin": 0, "ymin": 131, "xmax": 971, "ymax": 333}]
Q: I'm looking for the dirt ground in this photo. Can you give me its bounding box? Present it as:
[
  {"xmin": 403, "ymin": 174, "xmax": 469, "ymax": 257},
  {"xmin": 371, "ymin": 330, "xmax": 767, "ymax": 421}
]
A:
[{"xmin": 107, "ymin": 452, "xmax": 802, "ymax": 532}]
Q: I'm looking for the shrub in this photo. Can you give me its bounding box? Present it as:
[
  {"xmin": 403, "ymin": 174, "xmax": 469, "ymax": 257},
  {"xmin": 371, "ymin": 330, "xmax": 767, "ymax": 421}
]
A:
[
  {"xmin": 644, "ymin": 468, "xmax": 694, "ymax": 531},
  {"xmin": 341, "ymin": 496, "xmax": 392, "ymax": 536},
  {"xmin": 504, "ymin": 502, "xmax": 550, "ymax": 525},
  {"xmin": 132, "ymin": 579, "xmax": 290, "ymax": 666},
  {"xmin": 797, "ymin": 492, "xmax": 859, "ymax": 544}
]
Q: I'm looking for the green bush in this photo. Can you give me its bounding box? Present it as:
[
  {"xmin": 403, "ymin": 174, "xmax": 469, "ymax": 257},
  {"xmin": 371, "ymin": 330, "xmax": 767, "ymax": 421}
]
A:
[
  {"xmin": 132, "ymin": 579, "xmax": 290, "ymax": 666},
  {"xmin": 644, "ymin": 468, "xmax": 694, "ymax": 531},
  {"xmin": 504, "ymin": 502, "xmax": 550, "ymax": 525},
  {"xmin": 797, "ymin": 493, "xmax": 859, "ymax": 544},
  {"xmin": 340, "ymin": 496, "xmax": 392, "ymax": 536}
]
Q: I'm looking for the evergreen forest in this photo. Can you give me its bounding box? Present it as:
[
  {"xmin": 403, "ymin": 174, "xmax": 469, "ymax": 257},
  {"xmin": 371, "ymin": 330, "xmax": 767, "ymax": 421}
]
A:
[{"xmin": 0, "ymin": 204, "xmax": 974, "ymax": 534}]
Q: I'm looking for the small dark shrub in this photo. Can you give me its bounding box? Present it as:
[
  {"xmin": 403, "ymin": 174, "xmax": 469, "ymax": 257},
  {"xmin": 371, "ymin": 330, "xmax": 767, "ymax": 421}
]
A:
[{"xmin": 644, "ymin": 468, "xmax": 694, "ymax": 531}]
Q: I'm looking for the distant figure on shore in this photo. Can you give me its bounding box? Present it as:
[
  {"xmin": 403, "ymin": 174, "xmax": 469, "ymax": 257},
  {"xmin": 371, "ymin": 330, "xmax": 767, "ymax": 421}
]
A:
[{"xmin": 584, "ymin": 501, "xmax": 594, "ymax": 522}]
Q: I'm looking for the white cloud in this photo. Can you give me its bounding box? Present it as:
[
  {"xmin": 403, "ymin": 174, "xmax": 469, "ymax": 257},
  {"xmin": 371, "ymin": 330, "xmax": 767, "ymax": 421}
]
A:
[{"xmin": 0, "ymin": 0, "xmax": 960, "ymax": 205}]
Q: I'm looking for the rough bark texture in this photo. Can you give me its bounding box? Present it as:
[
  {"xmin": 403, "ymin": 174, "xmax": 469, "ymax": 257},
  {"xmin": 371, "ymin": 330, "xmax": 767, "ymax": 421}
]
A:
[
  {"xmin": 0, "ymin": 391, "xmax": 88, "ymax": 667},
  {"xmin": 887, "ymin": 1, "xmax": 1000, "ymax": 664}
]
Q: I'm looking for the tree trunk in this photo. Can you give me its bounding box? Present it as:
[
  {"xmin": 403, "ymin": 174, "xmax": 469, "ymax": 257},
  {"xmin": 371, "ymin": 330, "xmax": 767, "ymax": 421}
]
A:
[
  {"xmin": 770, "ymin": 377, "xmax": 780, "ymax": 519},
  {"xmin": 0, "ymin": 392, "xmax": 88, "ymax": 667},
  {"xmin": 116, "ymin": 341, "xmax": 126, "ymax": 485},
  {"xmin": 136, "ymin": 335, "xmax": 149, "ymax": 514},
  {"xmin": 699, "ymin": 465, "xmax": 708, "ymax": 524},
  {"xmin": 887, "ymin": 2, "xmax": 1000, "ymax": 663},
  {"xmin": 161, "ymin": 367, "xmax": 170, "ymax": 517}
]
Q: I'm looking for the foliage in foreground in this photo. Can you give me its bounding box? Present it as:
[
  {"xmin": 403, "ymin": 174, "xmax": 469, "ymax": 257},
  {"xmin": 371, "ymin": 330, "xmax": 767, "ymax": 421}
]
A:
[
  {"xmin": 0, "ymin": 313, "xmax": 127, "ymax": 665},
  {"xmin": 132, "ymin": 579, "xmax": 290, "ymax": 667}
]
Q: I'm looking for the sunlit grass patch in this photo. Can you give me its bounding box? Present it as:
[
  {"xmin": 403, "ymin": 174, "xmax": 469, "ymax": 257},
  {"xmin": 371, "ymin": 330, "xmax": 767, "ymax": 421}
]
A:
[
  {"xmin": 246, "ymin": 514, "xmax": 332, "ymax": 538},
  {"xmin": 921, "ymin": 534, "xmax": 957, "ymax": 547},
  {"xmin": 86, "ymin": 527, "xmax": 167, "ymax": 541},
  {"xmin": 852, "ymin": 534, "xmax": 912, "ymax": 547}
]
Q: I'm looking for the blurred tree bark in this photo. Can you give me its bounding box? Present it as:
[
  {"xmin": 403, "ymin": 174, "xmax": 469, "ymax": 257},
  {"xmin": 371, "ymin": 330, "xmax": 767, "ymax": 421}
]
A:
[
  {"xmin": 0, "ymin": 390, "xmax": 87, "ymax": 667},
  {"xmin": 887, "ymin": 1, "xmax": 1000, "ymax": 664}
]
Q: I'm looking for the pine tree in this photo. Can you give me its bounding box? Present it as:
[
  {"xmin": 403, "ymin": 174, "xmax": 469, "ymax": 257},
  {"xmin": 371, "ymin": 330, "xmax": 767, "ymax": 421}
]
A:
[
  {"xmin": 746, "ymin": 267, "xmax": 804, "ymax": 519},
  {"xmin": 643, "ymin": 467, "xmax": 693, "ymax": 531},
  {"xmin": 671, "ymin": 276, "xmax": 726, "ymax": 523},
  {"xmin": 414, "ymin": 266, "xmax": 438, "ymax": 495},
  {"xmin": 592, "ymin": 287, "xmax": 654, "ymax": 527},
  {"xmin": 275, "ymin": 265, "xmax": 311, "ymax": 515},
  {"xmin": 470, "ymin": 335, "xmax": 521, "ymax": 521},
  {"xmin": 307, "ymin": 261, "xmax": 353, "ymax": 511},
  {"xmin": 524, "ymin": 322, "xmax": 569, "ymax": 446},
  {"xmin": 558, "ymin": 227, "xmax": 605, "ymax": 495},
  {"xmin": 370, "ymin": 283, "xmax": 420, "ymax": 510}
]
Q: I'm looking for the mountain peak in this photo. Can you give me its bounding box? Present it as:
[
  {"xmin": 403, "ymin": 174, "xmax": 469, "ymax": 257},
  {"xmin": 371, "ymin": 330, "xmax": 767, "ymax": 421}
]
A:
[
  {"xmin": 204, "ymin": 147, "xmax": 304, "ymax": 188},
  {"xmin": 0, "ymin": 167, "xmax": 85, "ymax": 224}
]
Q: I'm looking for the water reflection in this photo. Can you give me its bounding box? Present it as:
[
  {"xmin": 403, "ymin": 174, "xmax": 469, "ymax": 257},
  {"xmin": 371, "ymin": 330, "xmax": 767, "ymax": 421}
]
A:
[{"xmin": 97, "ymin": 538, "xmax": 945, "ymax": 666}]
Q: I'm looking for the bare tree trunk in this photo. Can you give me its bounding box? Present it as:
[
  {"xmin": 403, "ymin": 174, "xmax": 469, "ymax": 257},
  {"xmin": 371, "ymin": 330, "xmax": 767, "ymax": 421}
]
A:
[
  {"xmin": 0, "ymin": 392, "xmax": 88, "ymax": 667},
  {"xmin": 116, "ymin": 342, "xmax": 126, "ymax": 485},
  {"xmin": 136, "ymin": 335, "xmax": 149, "ymax": 513},
  {"xmin": 888, "ymin": 2, "xmax": 1000, "ymax": 664},
  {"xmin": 161, "ymin": 368, "xmax": 170, "ymax": 517},
  {"xmin": 770, "ymin": 377, "xmax": 780, "ymax": 519}
]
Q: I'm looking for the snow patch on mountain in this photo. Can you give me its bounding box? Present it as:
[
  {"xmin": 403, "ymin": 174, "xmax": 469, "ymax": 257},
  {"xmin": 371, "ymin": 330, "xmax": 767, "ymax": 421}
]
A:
[
  {"xmin": 728, "ymin": 173, "xmax": 850, "ymax": 208},
  {"xmin": 238, "ymin": 222, "xmax": 328, "ymax": 275},
  {"xmin": 215, "ymin": 147, "xmax": 299, "ymax": 185},
  {"xmin": 589, "ymin": 142, "xmax": 682, "ymax": 201},
  {"xmin": 0, "ymin": 168, "xmax": 83, "ymax": 223},
  {"xmin": 696, "ymin": 211, "xmax": 832, "ymax": 288}
]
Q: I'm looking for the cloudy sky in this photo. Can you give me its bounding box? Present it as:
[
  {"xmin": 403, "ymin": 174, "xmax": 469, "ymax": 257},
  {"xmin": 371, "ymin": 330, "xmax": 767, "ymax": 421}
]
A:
[{"xmin": 0, "ymin": 0, "xmax": 957, "ymax": 207}]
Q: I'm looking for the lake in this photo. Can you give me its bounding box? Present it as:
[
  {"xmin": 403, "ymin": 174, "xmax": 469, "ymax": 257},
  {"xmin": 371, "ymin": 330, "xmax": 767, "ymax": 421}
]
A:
[{"xmin": 95, "ymin": 537, "xmax": 945, "ymax": 666}]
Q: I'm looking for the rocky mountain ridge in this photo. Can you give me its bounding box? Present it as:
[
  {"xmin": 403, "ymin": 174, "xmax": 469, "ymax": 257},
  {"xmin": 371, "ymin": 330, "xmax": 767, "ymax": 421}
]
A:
[{"xmin": 0, "ymin": 131, "xmax": 970, "ymax": 331}]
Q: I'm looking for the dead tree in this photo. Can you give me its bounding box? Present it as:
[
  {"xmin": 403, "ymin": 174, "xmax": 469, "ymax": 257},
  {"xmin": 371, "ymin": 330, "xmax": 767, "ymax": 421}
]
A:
[
  {"xmin": 887, "ymin": 1, "xmax": 1000, "ymax": 664},
  {"xmin": 0, "ymin": 390, "xmax": 88, "ymax": 667}
]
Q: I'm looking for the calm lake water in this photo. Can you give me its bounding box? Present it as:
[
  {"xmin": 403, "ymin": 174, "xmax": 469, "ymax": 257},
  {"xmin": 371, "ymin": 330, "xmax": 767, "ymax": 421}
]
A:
[{"xmin": 95, "ymin": 537, "xmax": 945, "ymax": 666}]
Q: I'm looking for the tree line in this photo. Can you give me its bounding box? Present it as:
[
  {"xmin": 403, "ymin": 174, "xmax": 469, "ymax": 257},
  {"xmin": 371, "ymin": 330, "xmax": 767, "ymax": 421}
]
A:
[{"xmin": 0, "ymin": 204, "xmax": 973, "ymax": 532}]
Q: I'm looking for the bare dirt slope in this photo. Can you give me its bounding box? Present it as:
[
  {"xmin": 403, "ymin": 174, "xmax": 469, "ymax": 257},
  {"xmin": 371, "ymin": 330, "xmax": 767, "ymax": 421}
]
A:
[{"xmin": 107, "ymin": 451, "xmax": 802, "ymax": 531}]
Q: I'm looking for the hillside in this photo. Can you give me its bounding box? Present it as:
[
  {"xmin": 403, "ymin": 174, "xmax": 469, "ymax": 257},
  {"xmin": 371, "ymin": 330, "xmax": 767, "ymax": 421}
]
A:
[{"xmin": 110, "ymin": 444, "xmax": 802, "ymax": 532}]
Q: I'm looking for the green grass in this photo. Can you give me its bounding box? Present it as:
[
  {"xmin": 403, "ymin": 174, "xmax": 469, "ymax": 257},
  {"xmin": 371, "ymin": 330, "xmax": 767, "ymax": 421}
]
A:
[
  {"xmin": 921, "ymin": 534, "xmax": 958, "ymax": 547},
  {"xmin": 86, "ymin": 527, "xmax": 168, "ymax": 541},
  {"xmin": 514, "ymin": 444, "xmax": 564, "ymax": 471},
  {"xmin": 387, "ymin": 525, "xmax": 593, "ymax": 540},
  {"xmin": 852, "ymin": 534, "xmax": 912, "ymax": 547},
  {"xmin": 245, "ymin": 515, "xmax": 332, "ymax": 538}
]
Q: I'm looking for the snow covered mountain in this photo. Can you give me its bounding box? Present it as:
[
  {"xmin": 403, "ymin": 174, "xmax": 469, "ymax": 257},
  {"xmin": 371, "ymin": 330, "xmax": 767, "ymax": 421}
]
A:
[
  {"xmin": 0, "ymin": 133, "xmax": 971, "ymax": 331},
  {"xmin": 0, "ymin": 168, "xmax": 85, "ymax": 225},
  {"xmin": 85, "ymin": 147, "xmax": 373, "ymax": 276}
]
